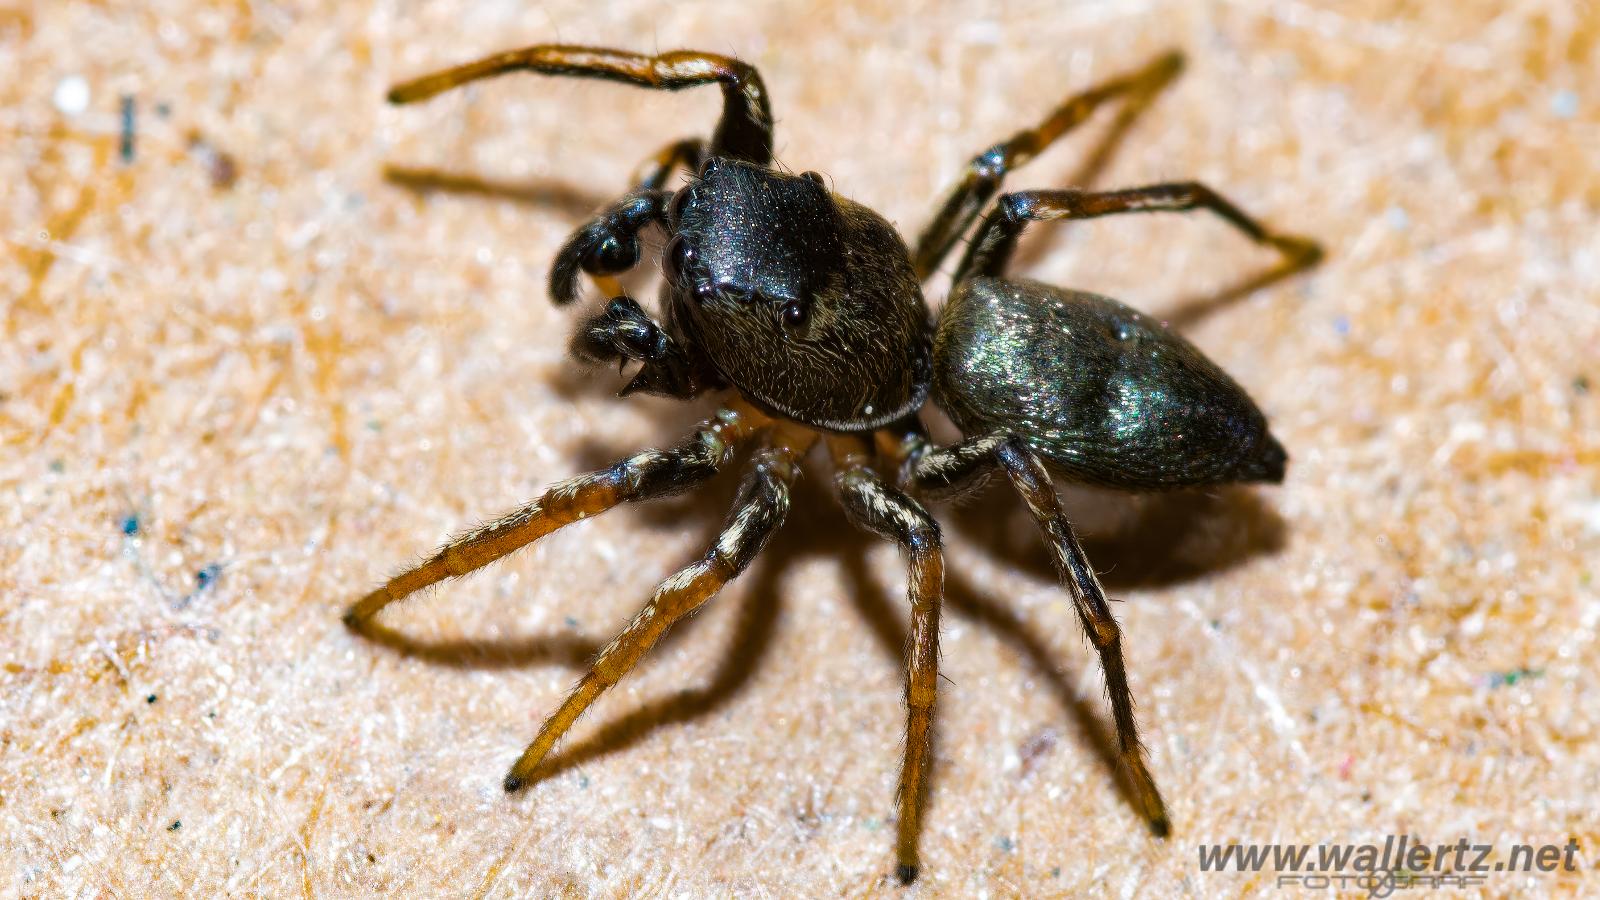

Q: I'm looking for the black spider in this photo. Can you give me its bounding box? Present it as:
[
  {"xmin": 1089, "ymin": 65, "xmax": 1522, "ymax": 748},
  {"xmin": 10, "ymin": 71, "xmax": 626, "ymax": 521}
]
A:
[{"xmin": 346, "ymin": 44, "xmax": 1321, "ymax": 884}]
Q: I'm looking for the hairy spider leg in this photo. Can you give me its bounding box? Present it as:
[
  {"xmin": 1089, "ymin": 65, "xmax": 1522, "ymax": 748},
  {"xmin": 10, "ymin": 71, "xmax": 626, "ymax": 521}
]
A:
[
  {"xmin": 994, "ymin": 440, "xmax": 1170, "ymax": 834},
  {"xmin": 896, "ymin": 432, "xmax": 1006, "ymax": 498},
  {"xmin": 551, "ymin": 192, "xmax": 702, "ymax": 399},
  {"xmin": 827, "ymin": 435, "xmax": 946, "ymax": 884},
  {"xmin": 548, "ymin": 190, "xmax": 672, "ymax": 305},
  {"xmin": 631, "ymin": 137, "xmax": 706, "ymax": 191},
  {"xmin": 563, "ymin": 141, "xmax": 704, "ymax": 366},
  {"xmin": 343, "ymin": 403, "xmax": 767, "ymax": 626},
  {"xmin": 912, "ymin": 50, "xmax": 1185, "ymax": 280},
  {"xmin": 387, "ymin": 45, "xmax": 773, "ymax": 165},
  {"xmin": 955, "ymin": 183, "xmax": 1323, "ymax": 285},
  {"xmin": 588, "ymin": 140, "xmax": 705, "ymax": 301},
  {"xmin": 552, "ymin": 192, "xmax": 710, "ymax": 399},
  {"xmin": 571, "ymin": 295, "xmax": 703, "ymax": 400},
  {"xmin": 905, "ymin": 435, "xmax": 1171, "ymax": 836},
  {"xmin": 504, "ymin": 431, "xmax": 814, "ymax": 790}
]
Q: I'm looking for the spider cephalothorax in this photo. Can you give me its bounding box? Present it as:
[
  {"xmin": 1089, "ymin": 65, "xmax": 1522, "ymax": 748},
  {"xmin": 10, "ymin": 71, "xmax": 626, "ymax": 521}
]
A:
[
  {"xmin": 666, "ymin": 157, "xmax": 933, "ymax": 431},
  {"xmin": 349, "ymin": 43, "xmax": 1321, "ymax": 883}
]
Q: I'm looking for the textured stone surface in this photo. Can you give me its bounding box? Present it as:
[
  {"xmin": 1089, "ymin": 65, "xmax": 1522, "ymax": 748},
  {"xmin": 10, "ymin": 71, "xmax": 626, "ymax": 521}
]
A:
[{"xmin": 3, "ymin": 1, "xmax": 1597, "ymax": 895}]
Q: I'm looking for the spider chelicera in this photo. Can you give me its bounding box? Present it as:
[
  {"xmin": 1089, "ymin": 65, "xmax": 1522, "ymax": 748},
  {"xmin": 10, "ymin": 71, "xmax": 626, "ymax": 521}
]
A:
[{"xmin": 346, "ymin": 44, "xmax": 1321, "ymax": 883}]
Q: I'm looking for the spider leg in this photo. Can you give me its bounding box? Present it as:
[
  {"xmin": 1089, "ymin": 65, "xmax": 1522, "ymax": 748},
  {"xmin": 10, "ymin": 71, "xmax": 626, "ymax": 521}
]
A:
[
  {"xmin": 828, "ymin": 436, "xmax": 945, "ymax": 884},
  {"xmin": 905, "ymin": 435, "xmax": 1170, "ymax": 836},
  {"xmin": 548, "ymin": 189, "xmax": 671, "ymax": 306},
  {"xmin": 344, "ymin": 403, "xmax": 766, "ymax": 627},
  {"xmin": 570, "ymin": 295, "xmax": 705, "ymax": 399},
  {"xmin": 993, "ymin": 439, "xmax": 1169, "ymax": 834},
  {"xmin": 896, "ymin": 431, "xmax": 1008, "ymax": 500},
  {"xmin": 955, "ymin": 183, "xmax": 1323, "ymax": 285},
  {"xmin": 387, "ymin": 45, "xmax": 772, "ymax": 165},
  {"xmin": 631, "ymin": 137, "xmax": 705, "ymax": 191},
  {"xmin": 567, "ymin": 135, "xmax": 706, "ymax": 299},
  {"xmin": 503, "ymin": 439, "xmax": 806, "ymax": 790},
  {"xmin": 562, "ymin": 139, "xmax": 713, "ymax": 392},
  {"xmin": 912, "ymin": 50, "xmax": 1184, "ymax": 280}
]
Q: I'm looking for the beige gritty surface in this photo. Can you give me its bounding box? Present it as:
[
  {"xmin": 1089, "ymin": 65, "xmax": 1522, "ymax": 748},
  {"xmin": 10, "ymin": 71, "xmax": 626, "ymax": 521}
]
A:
[{"xmin": 3, "ymin": 1, "xmax": 1599, "ymax": 896}]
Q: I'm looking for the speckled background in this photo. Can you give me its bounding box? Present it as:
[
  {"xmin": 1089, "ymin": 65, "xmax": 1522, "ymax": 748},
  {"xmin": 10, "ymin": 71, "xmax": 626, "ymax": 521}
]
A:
[{"xmin": 3, "ymin": 1, "xmax": 1598, "ymax": 896}]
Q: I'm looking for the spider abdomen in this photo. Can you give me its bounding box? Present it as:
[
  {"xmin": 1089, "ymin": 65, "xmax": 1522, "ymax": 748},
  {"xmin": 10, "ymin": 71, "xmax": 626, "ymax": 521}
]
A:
[{"xmin": 931, "ymin": 277, "xmax": 1286, "ymax": 490}]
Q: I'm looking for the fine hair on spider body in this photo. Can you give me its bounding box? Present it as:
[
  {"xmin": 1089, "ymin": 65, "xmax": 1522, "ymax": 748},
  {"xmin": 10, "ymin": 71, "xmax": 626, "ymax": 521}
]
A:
[{"xmin": 348, "ymin": 43, "xmax": 1322, "ymax": 884}]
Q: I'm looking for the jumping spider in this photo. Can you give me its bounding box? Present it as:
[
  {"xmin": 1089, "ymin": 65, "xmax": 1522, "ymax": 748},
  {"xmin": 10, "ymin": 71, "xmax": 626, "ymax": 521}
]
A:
[{"xmin": 347, "ymin": 44, "xmax": 1321, "ymax": 883}]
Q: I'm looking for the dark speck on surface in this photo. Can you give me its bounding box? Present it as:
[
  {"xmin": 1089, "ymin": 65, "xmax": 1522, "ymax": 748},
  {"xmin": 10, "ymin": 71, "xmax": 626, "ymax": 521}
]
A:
[
  {"xmin": 1017, "ymin": 727, "xmax": 1058, "ymax": 777},
  {"xmin": 146, "ymin": 693, "xmax": 158, "ymax": 704},
  {"xmin": 121, "ymin": 513, "xmax": 140, "ymax": 536},
  {"xmin": 167, "ymin": 820, "xmax": 181, "ymax": 831},
  {"xmin": 175, "ymin": 563, "xmax": 224, "ymax": 609},
  {"xmin": 196, "ymin": 564, "xmax": 221, "ymax": 588},
  {"xmin": 1487, "ymin": 667, "xmax": 1544, "ymax": 689},
  {"xmin": 187, "ymin": 132, "xmax": 238, "ymax": 189},
  {"xmin": 119, "ymin": 95, "xmax": 136, "ymax": 163}
]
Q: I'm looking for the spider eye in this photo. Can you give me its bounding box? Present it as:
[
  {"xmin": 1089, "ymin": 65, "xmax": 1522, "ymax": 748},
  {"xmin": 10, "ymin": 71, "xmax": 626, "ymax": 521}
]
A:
[
  {"xmin": 800, "ymin": 170, "xmax": 825, "ymax": 187},
  {"xmin": 781, "ymin": 300, "xmax": 809, "ymax": 331},
  {"xmin": 667, "ymin": 187, "xmax": 693, "ymax": 225},
  {"xmin": 662, "ymin": 234, "xmax": 695, "ymax": 284}
]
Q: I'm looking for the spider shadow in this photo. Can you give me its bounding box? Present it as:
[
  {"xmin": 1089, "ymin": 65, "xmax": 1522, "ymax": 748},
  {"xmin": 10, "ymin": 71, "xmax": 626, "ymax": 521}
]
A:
[
  {"xmin": 517, "ymin": 453, "xmax": 1282, "ymax": 832},
  {"xmin": 1007, "ymin": 216, "xmax": 1315, "ymax": 336},
  {"xmin": 513, "ymin": 465, "xmax": 1120, "ymax": 798},
  {"xmin": 348, "ymin": 618, "xmax": 602, "ymax": 672},
  {"xmin": 826, "ymin": 502, "xmax": 1160, "ymax": 839},
  {"xmin": 383, "ymin": 159, "xmax": 668, "ymax": 407},
  {"xmin": 346, "ymin": 437, "xmax": 1285, "ymax": 836},
  {"xmin": 941, "ymin": 478, "xmax": 1288, "ymax": 591},
  {"xmin": 1001, "ymin": 56, "xmax": 1175, "ymax": 279},
  {"xmin": 383, "ymin": 164, "xmax": 608, "ymax": 219},
  {"xmin": 525, "ymin": 472, "xmax": 846, "ymax": 782},
  {"xmin": 348, "ymin": 431, "xmax": 740, "ymax": 673}
]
